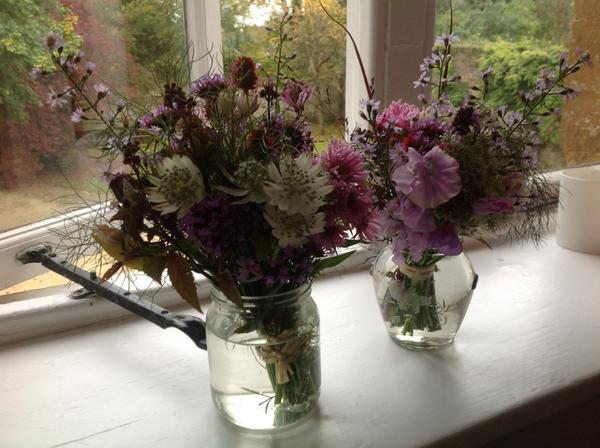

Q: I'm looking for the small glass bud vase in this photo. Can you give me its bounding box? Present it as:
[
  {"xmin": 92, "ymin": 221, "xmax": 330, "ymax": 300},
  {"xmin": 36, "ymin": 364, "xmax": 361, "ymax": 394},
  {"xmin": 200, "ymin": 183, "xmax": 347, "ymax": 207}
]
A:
[
  {"xmin": 372, "ymin": 245, "xmax": 477, "ymax": 350},
  {"xmin": 206, "ymin": 284, "xmax": 320, "ymax": 431}
]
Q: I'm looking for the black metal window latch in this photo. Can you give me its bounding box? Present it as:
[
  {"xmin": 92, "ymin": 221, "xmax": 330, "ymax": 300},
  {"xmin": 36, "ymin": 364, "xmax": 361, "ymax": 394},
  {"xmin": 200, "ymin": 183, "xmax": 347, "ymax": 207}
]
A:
[{"xmin": 17, "ymin": 244, "xmax": 207, "ymax": 350}]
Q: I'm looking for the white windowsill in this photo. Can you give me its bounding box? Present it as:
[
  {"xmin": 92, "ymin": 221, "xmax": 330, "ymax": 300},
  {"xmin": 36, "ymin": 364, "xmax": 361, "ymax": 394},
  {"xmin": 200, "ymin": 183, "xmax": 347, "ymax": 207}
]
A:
[
  {"xmin": 0, "ymin": 246, "xmax": 374, "ymax": 346},
  {"xmin": 2, "ymin": 232, "xmax": 600, "ymax": 447}
]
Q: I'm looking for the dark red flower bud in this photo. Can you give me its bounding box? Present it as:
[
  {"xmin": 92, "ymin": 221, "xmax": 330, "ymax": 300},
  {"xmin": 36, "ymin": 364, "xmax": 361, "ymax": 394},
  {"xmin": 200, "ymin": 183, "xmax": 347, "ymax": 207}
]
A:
[{"xmin": 231, "ymin": 56, "xmax": 258, "ymax": 91}]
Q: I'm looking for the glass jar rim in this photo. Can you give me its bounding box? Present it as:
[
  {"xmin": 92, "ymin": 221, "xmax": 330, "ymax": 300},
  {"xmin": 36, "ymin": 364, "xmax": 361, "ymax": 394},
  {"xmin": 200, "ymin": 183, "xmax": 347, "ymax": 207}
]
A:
[{"xmin": 210, "ymin": 282, "xmax": 312, "ymax": 307}]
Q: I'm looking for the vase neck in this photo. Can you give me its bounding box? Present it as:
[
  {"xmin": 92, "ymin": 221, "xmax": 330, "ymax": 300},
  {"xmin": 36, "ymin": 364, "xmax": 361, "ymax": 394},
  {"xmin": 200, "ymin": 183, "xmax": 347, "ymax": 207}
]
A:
[
  {"xmin": 210, "ymin": 283, "xmax": 311, "ymax": 310},
  {"xmin": 397, "ymin": 262, "xmax": 435, "ymax": 281}
]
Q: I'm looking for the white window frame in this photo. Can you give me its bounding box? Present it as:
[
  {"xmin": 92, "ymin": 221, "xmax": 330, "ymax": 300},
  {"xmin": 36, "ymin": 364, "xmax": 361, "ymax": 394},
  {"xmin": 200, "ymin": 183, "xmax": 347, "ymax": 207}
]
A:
[{"xmin": 0, "ymin": 0, "xmax": 434, "ymax": 345}]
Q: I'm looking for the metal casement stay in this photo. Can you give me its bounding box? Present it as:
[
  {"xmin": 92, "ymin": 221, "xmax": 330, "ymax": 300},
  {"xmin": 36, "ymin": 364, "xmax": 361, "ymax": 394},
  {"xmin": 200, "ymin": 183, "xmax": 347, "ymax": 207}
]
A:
[{"xmin": 16, "ymin": 244, "xmax": 207, "ymax": 350}]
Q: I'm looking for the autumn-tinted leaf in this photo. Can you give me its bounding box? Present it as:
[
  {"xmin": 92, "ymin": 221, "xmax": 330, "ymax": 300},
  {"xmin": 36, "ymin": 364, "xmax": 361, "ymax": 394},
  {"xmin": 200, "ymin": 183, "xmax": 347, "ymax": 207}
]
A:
[
  {"xmin": 167, "ymin": 252, "xmax": 201, "ymax": 313},
  {"xmin": 216, "ymin": 271, "xmax": 242, "ymax": 306},
  {"xmin": 143, "ymin": 256, "xmax": 167, "ymax": 284}
]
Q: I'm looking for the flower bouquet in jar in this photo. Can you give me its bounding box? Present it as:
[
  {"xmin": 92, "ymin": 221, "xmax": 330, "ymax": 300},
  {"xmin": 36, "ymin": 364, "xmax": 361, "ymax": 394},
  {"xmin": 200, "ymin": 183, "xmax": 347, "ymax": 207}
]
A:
[
  {"xmin": 35, "ymin": 20, "xmax": 378, "ymax": 428},
  {"xmin": 340, "ymin": 13, "xmax": 591, "ymax": 348}
]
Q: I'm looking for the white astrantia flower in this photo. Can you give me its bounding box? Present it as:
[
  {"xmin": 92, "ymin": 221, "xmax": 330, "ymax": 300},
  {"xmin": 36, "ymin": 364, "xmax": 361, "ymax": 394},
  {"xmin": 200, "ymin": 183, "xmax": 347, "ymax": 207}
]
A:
[
  {"xmin": 264, "ymin": 204, "xmax": 326, "ymax": 247},
  {"xmin": 146, "ymin": 155, "xmax": 205, "ymax": 218},
  {"xmin": 264, "ymin": 153, "xmax": 334, "ymax": 216},
  {"xmin": 215, "ymin": 160, "xmax": 270, "ymax": 204}
]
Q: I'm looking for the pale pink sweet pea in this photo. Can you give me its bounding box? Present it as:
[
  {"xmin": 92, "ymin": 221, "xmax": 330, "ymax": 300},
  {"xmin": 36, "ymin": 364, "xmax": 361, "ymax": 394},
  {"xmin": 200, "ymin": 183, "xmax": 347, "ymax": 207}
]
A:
[
  {"xmin": 281, "ymin": 81, "xmax": 313, "ymax": 113},
  {"xmin": 392, "ymin": 146, "xmax": 461, "ymax": 209}
]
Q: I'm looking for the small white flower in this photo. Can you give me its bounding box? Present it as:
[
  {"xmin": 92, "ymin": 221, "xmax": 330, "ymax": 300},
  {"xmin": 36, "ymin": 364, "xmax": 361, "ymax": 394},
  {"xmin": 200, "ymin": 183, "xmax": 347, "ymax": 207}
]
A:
[
  {"xmin": 146, "ymin": 155, "xmax": 205, "ymax": 217},
  {"xmin": 264, "ymin": 153, "xmax": 334, "ymax": 216},
  {"xmin": 94, "ymin": 82, "xmax": 110, "ymax": 98},
  {"xmin": 47, "ymin": 87, "xmax": 67, "ymax": 108},
  {"xmin": 215, "ymin": 160, "xmax": 269, "ymax": 204},
  {"xmin": 30, "ymin": 67, "xmax": 43, "ymax": 80},
  {"xmin": 71, "ymin": 107, "xmax": 85, "ymax": 123},
  {"xmin": 45, "ymin": 31, "xmax": 64, "ymax": 51},
  {"xmin": 264, "ymin": 204, "xmax": 326, "ymax": 247}
]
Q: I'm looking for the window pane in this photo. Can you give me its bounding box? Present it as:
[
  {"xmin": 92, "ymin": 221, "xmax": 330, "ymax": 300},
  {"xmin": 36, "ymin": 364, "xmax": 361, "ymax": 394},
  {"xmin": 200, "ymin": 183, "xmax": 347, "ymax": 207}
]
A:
[
  {"xmin": 435, "ymin": 0, "xmax": 591, "ymax": 171},
  {"xmin": 0, "ymin": 0, "xmax": 187, "ymax": 296},
  {"xmin": 0, "ymin": 0, "xmax": 186, "ymax": 233},
  {"xmin": 220, "ymin": 0, "xmax": 347, "ymax": 151}
]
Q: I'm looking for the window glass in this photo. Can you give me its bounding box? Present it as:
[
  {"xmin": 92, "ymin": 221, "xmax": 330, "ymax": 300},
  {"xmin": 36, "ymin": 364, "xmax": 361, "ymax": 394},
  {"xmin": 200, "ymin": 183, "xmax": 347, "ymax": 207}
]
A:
[
  {"xmin": 0, "ymin": 0, "xmax": 186, "ymax": 234},
  {"xmin": 0, "ymin": 0, "xmax": 186, "ymax": 296},
  {"xmin": 435, "ymin": 0, "xmax": 584, "ymax": 171},
  {"xmin": 220, "ymin": 0, "xmax": 347, "ymax": 150}
]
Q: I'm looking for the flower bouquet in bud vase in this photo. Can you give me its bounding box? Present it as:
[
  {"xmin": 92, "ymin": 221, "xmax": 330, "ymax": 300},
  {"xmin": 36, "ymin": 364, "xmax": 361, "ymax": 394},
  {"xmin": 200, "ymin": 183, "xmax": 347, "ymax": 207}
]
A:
[
  {"xmin": 35, "ymin": 14, "xmax": 378, "ymax": 430},
  {"xmin": 325, "ymin": 1, "xmax": 591, "ymax": 349}
]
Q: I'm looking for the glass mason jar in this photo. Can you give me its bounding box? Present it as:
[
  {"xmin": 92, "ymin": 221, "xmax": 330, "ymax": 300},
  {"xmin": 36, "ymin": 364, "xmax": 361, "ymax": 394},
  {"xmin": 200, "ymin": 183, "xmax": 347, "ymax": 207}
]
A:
[
  {"xmin": 206, "ymin": 284, "xmax": 320, "ymax": 431},
  {"xmin": 372, "ymin": 245, "xmax": 478, "ymax": 350}
]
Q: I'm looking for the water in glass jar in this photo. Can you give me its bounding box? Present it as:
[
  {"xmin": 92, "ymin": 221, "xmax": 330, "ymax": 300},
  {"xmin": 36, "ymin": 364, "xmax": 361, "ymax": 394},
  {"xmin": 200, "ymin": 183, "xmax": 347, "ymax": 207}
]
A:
[{"xmin": 207, "ymin": 329, "xmax": 319, "ymax": 431}]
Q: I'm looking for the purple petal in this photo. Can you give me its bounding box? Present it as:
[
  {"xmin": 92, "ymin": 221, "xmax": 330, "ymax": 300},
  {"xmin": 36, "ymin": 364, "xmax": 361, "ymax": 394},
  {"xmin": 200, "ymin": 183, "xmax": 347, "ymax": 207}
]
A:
[
  {"xmin": 394, "ymin": 197, "xmax": 436, "ymax": 232},
  {"xmin": 406, "ymin": 228, "xmax": 429, "ymax": 262},
  {"xmin": 427, "ymin": 225, "xmax": 462, "ymax": 256},
  {"xmin": 472, "ymin": 198, "xmax": 514, "ymax": 215},
  {"xmin": 409, "ymin": 146, "xmax": 461, "ymax": 208}
]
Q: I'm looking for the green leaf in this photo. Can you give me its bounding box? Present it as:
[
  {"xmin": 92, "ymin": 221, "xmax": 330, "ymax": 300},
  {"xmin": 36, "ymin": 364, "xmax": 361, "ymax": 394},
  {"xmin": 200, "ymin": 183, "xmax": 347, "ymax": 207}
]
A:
[
  {"xmin": 143, "ymin": 256, "xmax": 167, "ymax": 284},
  {"xmin": 343, "ymin": 239, "xmax": 364, "ymax": 248},
  {"xmin": 315, "ymin": 250, "xmax": 356, "ymax": 272},
  {"xmin": 167, "ymin": 253, "xmax": 201, "ymax": 313}
]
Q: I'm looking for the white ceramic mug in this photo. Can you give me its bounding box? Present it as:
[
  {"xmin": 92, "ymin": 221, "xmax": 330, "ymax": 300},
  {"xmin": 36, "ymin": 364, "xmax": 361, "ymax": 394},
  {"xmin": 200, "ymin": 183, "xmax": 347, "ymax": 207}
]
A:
[{"xmin": 556, "ymin": 166, "xmax": 600, "ymax": 254}]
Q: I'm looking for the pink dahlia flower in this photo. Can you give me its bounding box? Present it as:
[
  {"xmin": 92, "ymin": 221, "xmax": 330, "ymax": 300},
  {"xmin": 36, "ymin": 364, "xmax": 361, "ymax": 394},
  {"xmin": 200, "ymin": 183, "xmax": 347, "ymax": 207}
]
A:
[
  {"xmin": 377, "ymin": 100, "xmax": 420, "ymax": 131},
  {"xmin": 320, "ymin": 139, "xmax": 368, "ymax": 187}
]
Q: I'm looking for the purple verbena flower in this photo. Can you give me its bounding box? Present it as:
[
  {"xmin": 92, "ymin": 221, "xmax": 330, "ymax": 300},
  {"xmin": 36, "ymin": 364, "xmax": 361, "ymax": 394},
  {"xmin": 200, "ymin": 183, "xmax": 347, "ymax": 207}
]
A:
[{"xmin": 190, "ymin": 73, "xmax": 226, "ymax": 98}]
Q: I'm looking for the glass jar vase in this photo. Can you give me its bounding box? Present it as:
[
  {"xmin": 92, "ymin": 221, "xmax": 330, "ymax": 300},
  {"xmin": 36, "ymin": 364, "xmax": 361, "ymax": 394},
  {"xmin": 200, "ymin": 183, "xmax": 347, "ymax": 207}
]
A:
[
  {"xmin": 206, "ymin": 284, "xmax": 320, "ymax": 431},
  {"xmin": 372, "ymin": 245, "xmax": 478, "ymax": 350}
]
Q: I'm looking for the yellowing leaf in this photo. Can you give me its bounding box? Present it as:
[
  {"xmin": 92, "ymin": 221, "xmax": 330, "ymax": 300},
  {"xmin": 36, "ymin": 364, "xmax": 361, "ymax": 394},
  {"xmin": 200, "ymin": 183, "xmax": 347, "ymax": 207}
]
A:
[
  {"xmin": 167, "ymin": 253, "xmax": 201, "ymax": 313},
  {"xmin": 92, "ymin": 225, "xmax": 144, "ymax": 271},
  {"xmin": 92, "ymin": 225, "xmax": 126, "ymax": 261}
]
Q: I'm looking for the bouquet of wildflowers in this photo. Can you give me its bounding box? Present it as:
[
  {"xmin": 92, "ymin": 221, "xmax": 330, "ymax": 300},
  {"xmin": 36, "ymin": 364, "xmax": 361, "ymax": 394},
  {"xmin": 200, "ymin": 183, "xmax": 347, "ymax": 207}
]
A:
[
  {"xmin": 348, "ymin": 26, "xmax": 591, "ymax": 335},
  {"xmin": 36, "ymin": 26, "xmax": 378, "ymax": 422}
]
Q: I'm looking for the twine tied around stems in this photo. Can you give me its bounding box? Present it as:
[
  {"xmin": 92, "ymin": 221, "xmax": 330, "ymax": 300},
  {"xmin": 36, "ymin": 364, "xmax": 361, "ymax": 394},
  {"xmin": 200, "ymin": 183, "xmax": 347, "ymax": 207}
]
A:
[
  {"xmin": 256, "ymin": 329, "xmax": 308, "ymax": 385},
  {"xmin": 397, "ymin": 263, "xmax": 436, "ymax": 281}
]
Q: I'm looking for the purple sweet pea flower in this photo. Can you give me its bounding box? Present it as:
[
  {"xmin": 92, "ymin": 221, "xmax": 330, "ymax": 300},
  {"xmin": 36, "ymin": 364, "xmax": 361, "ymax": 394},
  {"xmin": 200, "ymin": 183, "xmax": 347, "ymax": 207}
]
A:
[
  {"xmin": 427, "ymin": 225, "xmax": 462, "ymax": 256},
  {"xmin": 394, "ymin": 196, "xmax": 436, "ymax": 232},
  {"xmin": 392, "ymin": 146, "xmax": 461, "ymax": 209},
  {"xmin": 472, "ymin": 198, "xmax": 514, "ymax": 215}
]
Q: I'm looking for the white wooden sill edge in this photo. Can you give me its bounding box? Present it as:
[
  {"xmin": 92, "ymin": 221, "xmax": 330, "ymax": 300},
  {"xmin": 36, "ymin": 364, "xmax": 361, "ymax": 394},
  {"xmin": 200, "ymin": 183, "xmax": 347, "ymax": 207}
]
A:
[{"xmin": 0, "ymin": 246, "xmax": 374, "ymax": 347}]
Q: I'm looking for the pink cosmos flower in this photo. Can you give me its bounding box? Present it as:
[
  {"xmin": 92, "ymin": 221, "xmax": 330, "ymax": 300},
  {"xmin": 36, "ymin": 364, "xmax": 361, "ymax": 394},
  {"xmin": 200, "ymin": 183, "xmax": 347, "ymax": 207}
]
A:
[
  {"xmin": 281, "ymin": 80, "xmax": 313, "ymax": 113},
  {"xmin": 392, "ymin": 146, "xmax": 461, "ymax": 209},
  {"xmin": 376, "ymin": 100, "xmax": 420, "ymax": 131}
]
